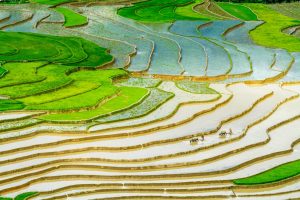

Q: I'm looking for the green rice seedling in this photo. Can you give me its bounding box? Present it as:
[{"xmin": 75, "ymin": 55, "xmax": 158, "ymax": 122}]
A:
[
  {"xmin": 246, "ymin": 3, "xmax": 300, "ymax": 52},
  {"xmin": 118, "ymin": 0, "xmax": 211, "ymax": 22},
  {"xmin": 96, "ymin": 88, "xmax": 174, "ymax": 123},
  {"xmin": 40, "ymin": 86, "xmax": 149, "ymax": 122},
  {"xmin": 0, "ymin": 62, "xmax": 47, "ymax": 88},
  {"xmin": 25, "ymin": 69, "xmax": 126, "ymax": 110},
  {"xmin": 55, "ymin": 7, "xmax": 88, "ymax": 28},
  {"xmin": 0, "ymin": 99, "xmax": 25, "ymax": 111},
  {"xmin": 0, "ymin": 64, "xmax": 76, "ymax": 98},
  {"xmin": 0, "ymin": 31, "xmax": 113, "ymax": 67},
  {"xmin": 234, "ymin": 159, "xmax": 300, "ymax": 185},
  {"xmin": 0, "ymin": 192, "xmax": 38, "ymax": 200},
  {"xmin": 217, "ymin": 3, "xmax": 258, "ymax": 21}
]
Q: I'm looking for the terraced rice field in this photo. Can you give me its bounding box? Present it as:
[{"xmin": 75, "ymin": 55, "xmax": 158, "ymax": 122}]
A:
[{"xmin": 1, "ymin": 0, "xmax": 300, "ymax": 199}]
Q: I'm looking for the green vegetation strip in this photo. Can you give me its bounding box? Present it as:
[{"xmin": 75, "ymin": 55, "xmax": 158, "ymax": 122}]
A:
[
  {"xmin": 175, "ymin": 81, "xmax": 218, "ymax": 94},
  {"xmin": 246, "ymin": 3, "xmax": 300, "ymax": 52},
  {"xmin": 0, "ymin": 62, "xmax": 47, "ymax": 88},
  {"xmin": 175, "ymin": 0, "xmax": 212, "ymax": 19},
  {"xmin": 30, "ymin": 0, "xmax": 73, "ymax": 5},
  {"xmin": 55, "ymin": 7, "xmax": 88, "ymax": 28},
  {"xmin": 234, "ymin": 159, "xmax": 300, "ymax": 185},
  {"xmin": 0, "ymin": 64, "xmax": 76, "ymax": 99},
  {"xmin": 96, "ymin": 88, "xmax": 174, "ymax": 123},
  {"xmin": 39, "ymin": 86, "xmax": 149, "ymax": 122},
  {"xmin": 268, "ymin": 3, "xmax": 300, "ymax": 20},
  {"xmin": 0, "ymin": 192, "xmax": 38, "ymax": 200},
  {"xmin": 118, "ymin": 0, "xmax": 210, "ymax": 22},
  {"xmin": 0, "ymin": 99, "xmax": 24, "ymax": 111},
  {"xmin": 0, "ymin": 31, "xmax": 113, "ymax": 67},
  {"xmin": 24, "ymin": 69, "xmax": 126, "ymax": 110},
  {"xmin": 217, "ymin": 3, "xmax": 257, "ymax": 21}
]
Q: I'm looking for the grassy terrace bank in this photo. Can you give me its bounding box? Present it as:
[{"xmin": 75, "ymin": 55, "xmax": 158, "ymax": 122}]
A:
[
  {"xmin": 39, "ymin": 86, "xmax": 149, "ymax": 122},
  {"xmin": 234, "ymin": 159, "xmax": 300, "ymax": 185},
  {"xmin": 30, "ymin": 0, "xmax": 73, "ymax": 5},
  {"xmin": 0, "ymin": 30, "xmax": 150, "ymax": 121},
  {"xmin": 246, "ymin": 3, "xmax": 300, "ymax": 52},
  {"xmin": 0, "ymin": 31, "xmax": 113, "ymax": 66},
  {"xmin": 217, "ymin": 2, "xmax": 258, "ymax": 20},
  {"xmin": 55, "ymin": 7, "xmax": 88, "ymax": 27},
  {"xmin": 117, "ymin": 0, "xmax": 211, "ymax": 22}
]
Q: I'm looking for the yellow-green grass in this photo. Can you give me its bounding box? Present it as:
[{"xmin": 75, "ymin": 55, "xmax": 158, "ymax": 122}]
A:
[
  {"xmin": 0, "ymin": 67, "xmax": 6, "ymax": 77},
  {"xmin": 40, "ymin": 86, "xmax": 149, "ymax": 122},
  {"xmin": 55, "ymin": 7, "xmax": 88, "ymax": 28},
  {"xmin": 0, "ymin": 31, "xmax": 113, "ymax": 67},
  {"xmin": 0, "ymin": 61, "xmax": 131, "ymax": 117},
  {"xmin": 192, "ymin": 0, "xmax": 221, "ymax": 20},
  {"xmin": 30, "ymin": 0, "xmax": 73, "ymax": 5},
  {"xmin": 0, "ymin": 62, "xmax": 47, "ymax": 88},
  {"xmin": 25, "ymin": 69, "xmax": 126, "ymax": 110},
  {"xmin": 117, "ymin": 0, "xmax": 211, "ymax": 23},
  {"xmin": 20, "ymin": 81, "xmax": 99, "ymax": 105},
  {"xmin": 175, "ymin": 0, "xmax": 212, "ymax": 19},
  {"xmin": 96, "ymin": 88, "xmax": 174, "ymax": 123},
  {"xmin": 217, "ymin": 2, "xmax": 258, "ymax": 21},
  {"xmin": 0, "ymin": 192, "xmax": 38, "ymax": 200},
  {"xmin": 246, "ymin": 3, "xmax": 300, "ymax": 52},
  {"xmin": 268, "ymin": 3, "xmax": 300, "ymax": 20},
  {"xmin": 0, "ymin": 64, "xmax": 76, "ymax": 99},
  {"xmin": 234, "ymin": 159, "xmax": 300, "ymax": 185}
]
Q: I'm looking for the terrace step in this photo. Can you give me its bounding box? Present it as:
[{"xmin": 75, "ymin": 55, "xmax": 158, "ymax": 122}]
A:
[
  {"xmin": 0, "ymin": 10, "xmax": 33, "ymax": 30},
  {"xmin": 89, "ymin": 81, "xmax": 223, "ymax": 132},
  {"xmin": 170, "ymin": 21, "xmax": 232, "ymax": 76},
  {"xmin": 225, "ymin": 21, "xmax": 263, "ymax": 44},
  {"xmin": 4, "ymin": 10, "xmax": 50, "ymax": 33},
  {"xmin": 281, "ymin": 52, "xmax": 300, "ymax": 82},
  {"xmin": 0, "ymin": 10, "xmax": 10, "ymax": 22},
  {"xmin": 145, "ymin": 23, "xmax": 207, "ymax": 76}
]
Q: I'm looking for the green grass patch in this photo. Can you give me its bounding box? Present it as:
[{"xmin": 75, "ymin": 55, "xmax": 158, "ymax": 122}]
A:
[
  {"xmin": 0, "ymin": 192, "xmax": 38, "ymax": 200},
  {"xmin": 96, "ymin": 88, "xmax": 174, "ymax": 123},
  {"xmin": 23, "ymin": 69, "xmax": 124, "ymax": 109},
  {"xmin": 40, "ymin": 86, "xmax": 149, "ymax": 122},
  {"xmin": 0, "ymin": 61, "xmax": 130, "ymax": 118},
  {"xmin": 0, "ymin": 62, "xmax": 47, "ymax": 88},
  {"xmin": 233, "ymin": 159, "xmax": 300, "ymax": 185},
  {"xmin": 20, "ymin": 81, "xmax": 99, "ymax": 105},
  {"xmin": 24, "ymin": 69, "xmax": 126, "ymax": 110},
  {"xmin": 30, "ymin": 0, "xmax": 73, "ymax": 6},
  {"xmin": 0, "ymin": 67, "xmax": 7, "ymax": 77},
  {"xmin": 217, "ymin": 3, "xmax": 258, "ymax": 20},
  {"xmin": 55, "ymin": 7, "xmax": 88, "ymax": 28},
  {"xmin": 176, "ymin": 81, "xmax": 219, "ymax": 94},
  {"xmin": 175, "ymin": 0, "xmax": 212, "ymax": 19},
  {"xmin": 118, "ymin": 0, "xmax": 211, "ymax": 23},
  {"xmin": 246, "ymin": 3, "xmax": 300, "ymax": 52},
  {"xmin": 30, "ymin": 85, "xmax": 118, "ymax": 111},
  {"xmin": 0, "ymin": 31, "xmax": 113, "ymax": 67},
  {"xmin": 0, "ymin": 99, "xmax": 25, "ymax": 111},
  {"xmin": 268, "ymin": 3, "xmax": 300, "ymax": 20},
  {"xmin": 0, "ymin": 64, "xmax": 76, "ymax": 98}
]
